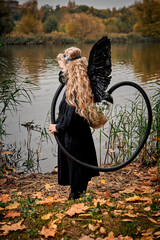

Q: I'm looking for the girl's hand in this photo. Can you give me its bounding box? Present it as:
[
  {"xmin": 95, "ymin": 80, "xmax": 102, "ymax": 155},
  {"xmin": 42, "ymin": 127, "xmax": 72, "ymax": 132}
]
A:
[{"xmin": 49, "ymin": 124, "xmax": 57, "ymax": 134}]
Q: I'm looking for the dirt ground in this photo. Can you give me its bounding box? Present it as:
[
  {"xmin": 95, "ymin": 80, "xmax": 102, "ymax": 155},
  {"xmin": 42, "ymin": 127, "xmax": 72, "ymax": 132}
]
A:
[{"xmin": 0, "ymin": 161, "xmax": 158, "ymax": 200}]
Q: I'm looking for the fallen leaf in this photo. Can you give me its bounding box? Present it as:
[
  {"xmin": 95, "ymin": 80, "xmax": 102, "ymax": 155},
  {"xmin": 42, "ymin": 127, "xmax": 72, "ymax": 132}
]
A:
[
  {"xmin": 140, "ymin": 186, "xmax": 154, "ymax": 194},
  {"xmin": 88, "ymin": 223, "xmax": 99, "ymax": 232},
  {"xmin": 32, "ymin": 192, "xmax": 43, "ymax": 199},
  {"xmin": 0, "ymin": 207, "xmax": 4, "ymax": 211},
  {"xmin": 55, "ymin": 213, "xmax": 65, "ymax": 219},
  {"xmin": 39, "ymin": 226, "xmax": 57, "ymax": 238},
  {"xmin": 122, "ymin": 213, "xmax": 138, "ymax": 218},
  {"xmin": 5, "ymin": 211, "xmax": 21, "ymax": 219},
  {"xmin": 5, "ymin": 201, "xmax": 20, "ymax": 210},
  {"xmin": 150, "ymin": 174, "xmax": 158, "ymax": 181},
  {"xmin": 36, "ymin": 196, "xmax": 54, "ymax": 205},
  {"xmin": 117, "ymin": 203, "xmax": 125, "ymax": 209},
  {"xmin": 0, "ymin": 219, "xmax": 26, "ymax": 235},
  {"xmin": 65, "ymin": 203, "xmax": 89, "ymax": 217},
  {"xmin": 120, "ymin": 187, "xmax": 135, "ymax": 194},
  {"xmin": 144, "ymin": 206, "xmax": 151, "ymax": 212},
  {"xmin": 100, "ymin": 226, "xmax": 106, "ymax": 234},
  {"xmin": 52, "ymin": 219, "xmax": 61, "ymax": 224},
  {"xmin": 105, "ymin": 200, "xmax": 114, "ymax": 207},
  {"xmin": 141, "ymin": 228, "xmax": 155, "ymax": 236},
  {"xmin": 0, "ymin": 194, "xmax": 11, "ymax": 203},
  {"xmin": 125, "ymin": 196, "xmax": 141, "ymax": 202},
  {"xmin": 101, "ymin": 179, "xmax": 106, "ymax": 184},
  {"xmin": 147, "ymin": 217, "xmax": 158, "ymax": 224},
  {"xmin": 154, "ymin": 231, "xmax": 160, "ymax": 236},
  {"xmin": 121, "ymin": 219, "xmax": 133, "ymax": 222},
  {"xmin": 93, "ymin": 198, "xmax": 106, "ymax": 206},
  {"xmin": 126, "ymin": 205, "xmax": 134, "ymax": 210},
  {"xmin": 48, "ymin": 220, "xmax": 58, "ymax": 230},
  {"xmin": 41, "ymin": 213, "xmax": 53, "ymax": 220},
  {"xmin": 79, "ymin": 235, "xmax": 94, "ymax": 240},
  {"xmin": 142, "ymin": 181, "xmax": 152, "ymax": 186}
]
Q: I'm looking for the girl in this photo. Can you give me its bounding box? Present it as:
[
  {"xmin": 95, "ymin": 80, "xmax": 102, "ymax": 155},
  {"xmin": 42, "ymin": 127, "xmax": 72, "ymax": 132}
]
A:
[{"xmin": 49, "ymin": 47, "xmax": 106, "ymax": 200}]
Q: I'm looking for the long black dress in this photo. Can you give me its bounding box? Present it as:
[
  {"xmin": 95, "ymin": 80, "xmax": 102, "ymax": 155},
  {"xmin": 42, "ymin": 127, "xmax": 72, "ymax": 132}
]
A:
[{"xmin": 55, "ymin": 88, "xmax": 99, "ymax": 194}]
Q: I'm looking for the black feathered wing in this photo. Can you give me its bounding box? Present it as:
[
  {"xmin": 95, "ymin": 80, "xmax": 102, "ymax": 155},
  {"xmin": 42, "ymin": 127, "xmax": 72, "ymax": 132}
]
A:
[{"xmin": 87, "ymin": 36, "xmax": 112, "ymax": 102}]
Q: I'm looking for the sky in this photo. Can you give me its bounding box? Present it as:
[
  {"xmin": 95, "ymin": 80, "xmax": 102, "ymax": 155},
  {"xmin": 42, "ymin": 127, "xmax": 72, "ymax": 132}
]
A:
[{"xmin": 18, "ymin": 0, "xmax": 140, "ymax": 10}]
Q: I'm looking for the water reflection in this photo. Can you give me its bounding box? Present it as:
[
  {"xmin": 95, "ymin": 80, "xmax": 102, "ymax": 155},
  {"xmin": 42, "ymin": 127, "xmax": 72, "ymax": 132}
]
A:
[{"xmin": 1, "ymin": 42, "xmax": 160, "ymax": 85}]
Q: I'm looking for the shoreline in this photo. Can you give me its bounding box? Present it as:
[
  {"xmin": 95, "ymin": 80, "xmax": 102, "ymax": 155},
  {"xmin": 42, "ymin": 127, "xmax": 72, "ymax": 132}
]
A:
[{"xmin": 0, "ymin": 33, "xmax": 158, "ymax": 46}]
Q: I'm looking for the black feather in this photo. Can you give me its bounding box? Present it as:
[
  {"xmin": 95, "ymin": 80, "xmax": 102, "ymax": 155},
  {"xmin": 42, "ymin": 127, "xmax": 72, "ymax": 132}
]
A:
[{"xmin": 87, "ymin": 36, "xmax": 112, "ymax": 102}]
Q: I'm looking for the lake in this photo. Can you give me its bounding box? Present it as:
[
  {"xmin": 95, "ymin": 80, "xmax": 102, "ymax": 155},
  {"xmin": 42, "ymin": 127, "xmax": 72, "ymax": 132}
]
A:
[{"xmin": 1, "ymin": 42, "xmax": 160, "ymax": 173}]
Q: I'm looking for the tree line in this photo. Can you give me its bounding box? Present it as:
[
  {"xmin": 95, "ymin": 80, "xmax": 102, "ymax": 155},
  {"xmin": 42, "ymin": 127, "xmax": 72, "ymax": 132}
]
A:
[{"xmin": 0, "ymin": 0, "xmax": 160, "ymax": 40}]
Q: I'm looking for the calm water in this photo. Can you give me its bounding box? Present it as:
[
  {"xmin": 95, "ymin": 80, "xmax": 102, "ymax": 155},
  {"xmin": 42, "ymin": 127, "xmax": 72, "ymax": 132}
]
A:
[{"xmin": 1, "ymin": 42, "xmax": 160, "ymax": 173}]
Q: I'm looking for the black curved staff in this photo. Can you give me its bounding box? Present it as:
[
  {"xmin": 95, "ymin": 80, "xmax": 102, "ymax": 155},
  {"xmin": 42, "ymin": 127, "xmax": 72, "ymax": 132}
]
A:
[{"xmin": 51, "ymin": 81, "xmax": 152, "ymax": 172}]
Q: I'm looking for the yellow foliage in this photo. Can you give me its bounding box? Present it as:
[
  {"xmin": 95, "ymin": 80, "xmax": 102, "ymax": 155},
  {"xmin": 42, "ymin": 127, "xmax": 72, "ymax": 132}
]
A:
[
  {"xmin": 18, "ymin": 14, "xmax": 43, "ymax": 34},
  {"xmin": 64, "ymin": 13, "xmax": 105, "ymax": 40},
  {"xmin": 135, "ymin": 0, "xmax": 160, "ymax": 39}
]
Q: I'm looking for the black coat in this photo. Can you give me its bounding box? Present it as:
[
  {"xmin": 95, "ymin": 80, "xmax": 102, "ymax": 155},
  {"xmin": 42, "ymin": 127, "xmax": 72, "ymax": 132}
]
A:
[{"xmin": 55, "ymin": 91, "xmax": 99, "ymax": 189}]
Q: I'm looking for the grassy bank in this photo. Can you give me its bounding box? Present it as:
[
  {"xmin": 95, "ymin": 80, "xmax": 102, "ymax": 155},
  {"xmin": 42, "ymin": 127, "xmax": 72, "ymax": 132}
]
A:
[{"xmin": 0, "ymin": 32, "xmax": 157, "ymax": 46}]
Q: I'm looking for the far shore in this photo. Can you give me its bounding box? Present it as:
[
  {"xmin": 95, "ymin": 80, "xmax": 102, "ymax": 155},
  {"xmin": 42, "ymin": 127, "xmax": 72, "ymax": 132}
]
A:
[{"xmin": 0, "ymin": 32, "xmax": 158, "ymax": 46}]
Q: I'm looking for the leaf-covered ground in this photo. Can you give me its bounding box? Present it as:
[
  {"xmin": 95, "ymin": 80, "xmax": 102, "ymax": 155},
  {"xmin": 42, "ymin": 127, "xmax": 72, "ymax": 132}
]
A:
[{"xmin": 0, "ymin": 162, "xmax": 160, "ymax": 239}]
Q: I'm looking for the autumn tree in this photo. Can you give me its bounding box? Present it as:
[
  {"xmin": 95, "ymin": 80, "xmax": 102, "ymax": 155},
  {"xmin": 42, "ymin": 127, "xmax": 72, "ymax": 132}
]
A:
[
  {"xmin": 18, "ymin": 0, "xmax": 43, "ymax": 34},
  {"xmin": 0, "ymin": 0, "xmax": 15, "ymax": 36},
  {"xmin": 134, "ymin": 0, "xmax": 160, "ymax": 39},
  {"xmin": 65, "ymin": 13, "xmax": 105, "ymax": 40}
]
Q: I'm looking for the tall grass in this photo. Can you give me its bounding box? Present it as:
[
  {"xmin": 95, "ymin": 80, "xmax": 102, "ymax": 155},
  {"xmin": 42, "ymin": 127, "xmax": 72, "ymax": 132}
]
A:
[{"xmin": 97, "ymin": 85, "xmax": 159, "ymax": 168}]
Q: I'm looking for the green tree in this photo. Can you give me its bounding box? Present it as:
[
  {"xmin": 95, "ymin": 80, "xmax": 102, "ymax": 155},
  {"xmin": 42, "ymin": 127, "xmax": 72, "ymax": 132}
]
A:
[
  {"xmin": 40, "ymin": 4, "xmax": 54, "ymax": 23},
  {"xmin": 43, "ymin": 15, "xmax": 58, "ymax": 33},
  {"xmin": 134, "ymin": 0, "xmax": 160, "ymax": 39},
  {"xmin": 0, "ymin": 0, "xmax": 15, "ymax": 36}
]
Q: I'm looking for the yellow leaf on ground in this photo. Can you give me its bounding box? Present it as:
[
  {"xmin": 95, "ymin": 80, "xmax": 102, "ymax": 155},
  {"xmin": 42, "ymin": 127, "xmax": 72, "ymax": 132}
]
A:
[
  {"xmin": 5, "ymin": 202, "xmax": 20, "ymax": 210},
  {"xmin": 41, "ymin": 213, "xmax": 53, "ymax": 220},
  {"xmin": 39, "ymin": 226, "xmax": 57, "ymax": 238},
  {"xmin": 100, "ymin": 226, "xmax": 106, "ymax": 234},
  {"xmin": 65, "ymin": 203, "xmax": 89, "ymax": 217}
]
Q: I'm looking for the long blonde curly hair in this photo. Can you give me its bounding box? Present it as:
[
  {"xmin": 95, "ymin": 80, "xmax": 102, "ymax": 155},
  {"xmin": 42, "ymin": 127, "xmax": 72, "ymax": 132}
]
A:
[{"xmin": 57, "ymin": 47, "xmax": 107, "ymax": 129}]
